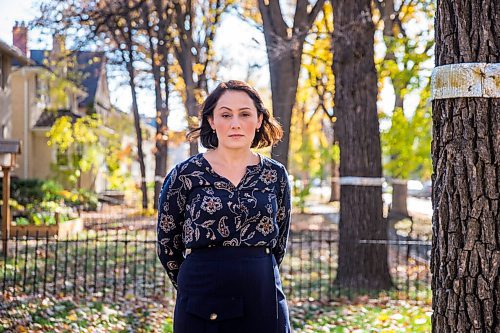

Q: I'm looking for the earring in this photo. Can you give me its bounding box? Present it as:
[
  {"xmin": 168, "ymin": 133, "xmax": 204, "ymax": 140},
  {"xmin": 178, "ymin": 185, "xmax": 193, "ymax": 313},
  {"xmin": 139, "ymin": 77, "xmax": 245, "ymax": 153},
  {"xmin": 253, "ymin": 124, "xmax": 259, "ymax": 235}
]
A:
[
  {"xmin": 256, "ymin": 128, "xmax": 260, "ymax": 132},
  {"xmin": 213, "ymin": 129, "xmax": 216, "ymax": 133}
]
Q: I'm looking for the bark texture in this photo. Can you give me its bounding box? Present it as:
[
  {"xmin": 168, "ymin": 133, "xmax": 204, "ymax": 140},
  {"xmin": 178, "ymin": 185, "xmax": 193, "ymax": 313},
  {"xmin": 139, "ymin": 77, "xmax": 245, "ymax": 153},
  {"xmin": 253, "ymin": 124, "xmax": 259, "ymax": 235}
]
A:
[
  {"xmin": 121, "ymin": 13, "xmax": 148, "ymax": 209},
  {"xmin": 330, "ymin": 159, "xmax": 340, "ymax": 202},
  {"xmin": 391, "ymin": 181, "xmax": 409, "ymax": 217},
  {"xmin": 146, "ymin": 0, "xmax": 171, "ymax": 209},
  {"xmin": 332, "ymin": 0, "xmax": 392, "ymax": 290},
  {"xmin": 258, "ymin": 0, "xmax": 325, "ymax": 167},
  {"xmin": 431, "ymin": 1, "xmax": 500, "ymax": 332},
  {"xmin": 173, "ymin": 0, "xmax": 223, "ymax": 157}
]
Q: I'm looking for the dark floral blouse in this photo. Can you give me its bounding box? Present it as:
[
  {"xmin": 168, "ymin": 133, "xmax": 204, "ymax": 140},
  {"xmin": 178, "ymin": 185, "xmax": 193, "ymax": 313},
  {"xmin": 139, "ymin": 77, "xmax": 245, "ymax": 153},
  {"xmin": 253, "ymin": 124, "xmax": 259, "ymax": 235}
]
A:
[{"xmin": 156, "ymin": 152, "xmax": 292, "ymax": 289}]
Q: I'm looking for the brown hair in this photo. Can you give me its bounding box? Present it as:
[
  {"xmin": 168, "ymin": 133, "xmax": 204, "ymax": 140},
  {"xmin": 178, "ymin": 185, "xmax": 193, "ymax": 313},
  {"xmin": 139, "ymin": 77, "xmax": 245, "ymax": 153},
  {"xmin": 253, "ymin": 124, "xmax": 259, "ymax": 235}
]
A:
[{"xmin": 186, "ymin": 80, "xmax": 283, "ymax": 149}]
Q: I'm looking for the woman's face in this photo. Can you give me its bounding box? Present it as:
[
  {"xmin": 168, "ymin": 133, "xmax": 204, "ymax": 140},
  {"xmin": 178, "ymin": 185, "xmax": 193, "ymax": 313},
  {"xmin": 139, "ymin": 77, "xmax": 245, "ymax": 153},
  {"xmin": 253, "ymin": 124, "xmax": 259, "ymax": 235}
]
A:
[{"xmin": 209, "ymin": 90, "xmax": 263, "ymax": 151}]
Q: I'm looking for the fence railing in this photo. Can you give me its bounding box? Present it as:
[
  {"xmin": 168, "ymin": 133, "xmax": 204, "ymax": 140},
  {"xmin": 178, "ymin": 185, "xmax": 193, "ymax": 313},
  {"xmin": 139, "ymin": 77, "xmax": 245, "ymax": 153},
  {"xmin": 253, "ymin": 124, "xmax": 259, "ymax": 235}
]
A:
[{"xmin": 0, "ymin": 228, "xmax": 431, "ymax": 303}]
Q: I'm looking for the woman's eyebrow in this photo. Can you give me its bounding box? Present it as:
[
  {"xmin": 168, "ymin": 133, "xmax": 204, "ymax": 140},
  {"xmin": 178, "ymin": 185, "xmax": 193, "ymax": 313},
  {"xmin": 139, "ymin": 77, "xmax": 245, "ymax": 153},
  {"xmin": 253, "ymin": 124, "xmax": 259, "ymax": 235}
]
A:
[{"xmin": 218, "ymin": 106, "xmax": 252, "ymax": 111}]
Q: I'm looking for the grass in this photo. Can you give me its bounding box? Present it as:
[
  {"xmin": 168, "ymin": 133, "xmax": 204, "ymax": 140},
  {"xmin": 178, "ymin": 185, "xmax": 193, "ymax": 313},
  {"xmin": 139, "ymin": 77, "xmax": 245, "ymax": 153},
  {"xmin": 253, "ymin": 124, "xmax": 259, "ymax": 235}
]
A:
[
  {"xmin": 0, "ymin": 294, "xmax": 431, "ymax": 332},
  {"xmin": 291, "ymin": 300, "xmax": 431, "ymax": 332},
  {"xmin": 0, "ymin": 293, "xmax": 173, "ymax": 333}
]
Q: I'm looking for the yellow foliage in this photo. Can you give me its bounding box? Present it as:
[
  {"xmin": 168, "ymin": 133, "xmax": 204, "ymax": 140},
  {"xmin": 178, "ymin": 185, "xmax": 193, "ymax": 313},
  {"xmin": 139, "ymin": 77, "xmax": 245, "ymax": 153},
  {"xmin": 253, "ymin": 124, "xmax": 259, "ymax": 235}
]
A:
[{"xmin": 192, "ymin": 63, "xmax": 205, "ymax": 75}]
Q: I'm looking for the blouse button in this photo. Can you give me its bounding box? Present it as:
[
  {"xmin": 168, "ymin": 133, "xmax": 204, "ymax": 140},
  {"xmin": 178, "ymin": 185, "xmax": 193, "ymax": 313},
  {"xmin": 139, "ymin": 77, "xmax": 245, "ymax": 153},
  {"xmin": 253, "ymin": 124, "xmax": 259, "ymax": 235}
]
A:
[{"xmin": 210, "ymin": 313, "xmax": 218, "ymax": 320}]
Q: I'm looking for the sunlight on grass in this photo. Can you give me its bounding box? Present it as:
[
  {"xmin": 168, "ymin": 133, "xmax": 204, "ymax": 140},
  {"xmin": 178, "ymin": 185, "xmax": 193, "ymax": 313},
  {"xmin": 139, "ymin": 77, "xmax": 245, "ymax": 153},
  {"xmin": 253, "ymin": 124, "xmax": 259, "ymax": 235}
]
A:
[
  {"xmin": 291, "ymin": 301, "xmax": 431, "ymax": 332},
  {"xmin": 0, "ymin": 293, "xmax": 431, "ymax": 332}
]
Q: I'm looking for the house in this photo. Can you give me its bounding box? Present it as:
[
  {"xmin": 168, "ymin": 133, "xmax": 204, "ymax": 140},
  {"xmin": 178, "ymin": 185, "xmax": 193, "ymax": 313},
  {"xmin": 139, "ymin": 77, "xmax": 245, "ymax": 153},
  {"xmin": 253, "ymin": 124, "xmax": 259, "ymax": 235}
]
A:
[
  {"xmin": 8, "ymin": 22, "xmax": 122, "ymax": 193},
  {"xmin": 0, "ymin": 36, "xmax": 30, "ymax": 140},
  {"xmin": 8, "ymin": 22, "xmax": 164, "ymax": 196},
  {"xmin": 10, "ymin": 23, "xmax": 89, "ymax": 187}
]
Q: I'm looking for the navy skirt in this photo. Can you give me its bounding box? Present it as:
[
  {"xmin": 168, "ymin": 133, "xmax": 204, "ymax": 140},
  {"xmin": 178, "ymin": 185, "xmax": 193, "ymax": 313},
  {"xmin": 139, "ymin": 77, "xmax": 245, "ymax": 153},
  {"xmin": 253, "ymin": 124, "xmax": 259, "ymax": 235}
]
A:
[{"xmin": 174, "ymin": 246, "xmax": 291, "ymax": 333}]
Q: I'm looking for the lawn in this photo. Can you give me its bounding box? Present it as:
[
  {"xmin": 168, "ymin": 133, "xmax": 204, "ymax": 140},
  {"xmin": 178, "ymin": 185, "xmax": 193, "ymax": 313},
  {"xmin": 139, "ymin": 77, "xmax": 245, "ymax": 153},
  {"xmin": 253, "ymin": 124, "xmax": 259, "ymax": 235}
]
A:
[
  {"xmin": 290, "ymin": 299, "xmax": 431, "ymax": 332},
  {"xmin": 0, "ymin": 293, "xmax": 431, "ymax": 332}
]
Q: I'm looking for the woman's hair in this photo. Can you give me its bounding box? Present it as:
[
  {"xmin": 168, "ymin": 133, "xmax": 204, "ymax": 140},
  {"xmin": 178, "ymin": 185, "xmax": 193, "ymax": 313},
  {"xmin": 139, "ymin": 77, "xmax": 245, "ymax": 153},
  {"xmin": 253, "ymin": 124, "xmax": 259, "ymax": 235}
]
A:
[{"xmin": 186, "ymin": 80, "xmax": 283, "ymax": 149}]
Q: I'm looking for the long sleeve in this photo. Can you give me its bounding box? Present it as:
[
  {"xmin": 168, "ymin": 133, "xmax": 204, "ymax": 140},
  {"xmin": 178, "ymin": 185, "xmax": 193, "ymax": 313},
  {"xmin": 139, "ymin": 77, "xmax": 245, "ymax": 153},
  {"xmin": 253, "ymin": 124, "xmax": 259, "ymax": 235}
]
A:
[
  {"xmin": 157, "ymin": 165, "xmax": 187, "ymax": 290},
  {"xmin": 272, "ymin": 166, "xmax": 292, "ymax": 267}
]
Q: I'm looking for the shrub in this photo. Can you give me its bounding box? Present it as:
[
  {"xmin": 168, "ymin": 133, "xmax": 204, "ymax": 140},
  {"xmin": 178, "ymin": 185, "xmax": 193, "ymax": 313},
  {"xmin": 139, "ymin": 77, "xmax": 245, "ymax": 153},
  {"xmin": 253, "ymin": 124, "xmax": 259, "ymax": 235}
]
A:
[{"xmin": 2, "ymin": 178, "xmax": 99, "ymax": 226}]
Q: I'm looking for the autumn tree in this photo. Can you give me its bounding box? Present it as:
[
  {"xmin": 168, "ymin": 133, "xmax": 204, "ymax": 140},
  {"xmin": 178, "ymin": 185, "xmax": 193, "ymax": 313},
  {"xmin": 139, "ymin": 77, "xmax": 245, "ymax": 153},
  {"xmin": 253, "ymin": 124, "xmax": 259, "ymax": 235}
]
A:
[
  {"xmin": 431, "ymin": 0, "xmax": 499, "ymax": 331},
  {"xmin": 47, "ymin": 115, "xmax": 104, "ymax": 189},
  {"xmin": 257, "ymin": 0, "xmax": 326, "ymax": 167},
  {"xmin": 34, "ymin": 41, "xmax": 106, "ymax": 191},
  {"xmin": 34, "ymin": 0, "xmax": 151, "ymax": 208},
  {"xmin": 289, "ymin": 80, "xmax": 332, "ymax": 212},
  {"xmin": 300, "ymin": 2, "xmax": 339, "ymax": 202},
  {"xmin": 375, "ymin": 0, "xmax": 434, "ymax": 216},
  {"xmin": 171, "ymin": 0, "xmax": 231, "ymax": 156},
  {"xmin": 332, "ymin": 0, "xmax": 392, "ymax": 290},
  {"xmin": 140, "ymin": 0, "xmax": 174, "ymax": 208}
]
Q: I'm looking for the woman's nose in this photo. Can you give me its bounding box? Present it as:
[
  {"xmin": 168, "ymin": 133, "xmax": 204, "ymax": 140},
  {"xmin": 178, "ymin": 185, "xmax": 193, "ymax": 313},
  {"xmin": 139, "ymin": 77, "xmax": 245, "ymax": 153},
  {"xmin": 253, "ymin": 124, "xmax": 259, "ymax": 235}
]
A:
[{"xmin": 230, "ymin": 118, "xmax": 241, "ymax": 128}]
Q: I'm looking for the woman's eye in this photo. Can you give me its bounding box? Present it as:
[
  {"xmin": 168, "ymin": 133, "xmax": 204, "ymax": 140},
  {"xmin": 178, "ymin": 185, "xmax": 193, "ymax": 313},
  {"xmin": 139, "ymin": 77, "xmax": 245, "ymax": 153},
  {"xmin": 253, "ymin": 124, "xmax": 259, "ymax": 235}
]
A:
[
  {"xmin": 222, "ymin": 114, "xmax": 231, "ymax": 118},
  {"xmin": 242, "ymin": 113, "xmax": 250, "ymax": 117}
]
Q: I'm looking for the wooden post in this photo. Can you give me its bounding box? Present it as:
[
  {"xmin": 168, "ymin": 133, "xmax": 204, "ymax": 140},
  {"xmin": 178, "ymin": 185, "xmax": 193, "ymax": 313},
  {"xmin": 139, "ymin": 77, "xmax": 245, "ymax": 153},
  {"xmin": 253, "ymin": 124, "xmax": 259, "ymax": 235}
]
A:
[{"xmin": 2, "ymin": 166, "xmax": 11, "ymax": 254}]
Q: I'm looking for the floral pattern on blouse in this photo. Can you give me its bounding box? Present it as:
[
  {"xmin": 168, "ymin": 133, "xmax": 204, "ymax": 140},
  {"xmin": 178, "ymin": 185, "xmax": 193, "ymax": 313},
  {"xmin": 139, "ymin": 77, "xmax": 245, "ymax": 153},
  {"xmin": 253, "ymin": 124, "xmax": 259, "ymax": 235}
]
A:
[{"xmin": 156, "ymin": 152, "xmax": 292, "ymax": 290}]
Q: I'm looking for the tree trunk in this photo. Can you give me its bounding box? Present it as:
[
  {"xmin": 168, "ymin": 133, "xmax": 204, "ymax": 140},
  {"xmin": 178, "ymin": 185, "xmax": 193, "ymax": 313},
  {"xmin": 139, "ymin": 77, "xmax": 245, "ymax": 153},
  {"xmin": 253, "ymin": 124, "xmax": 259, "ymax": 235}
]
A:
[
  {"xmin": 123, "ymin": 20, "xmax": 148, "ymax": 209},
  {"xmin": 126, "ymin": 62, "xmax": 148, "ymax": 209},
  {"xmin": 390, "ymin": 180, "xmax": 409, "ymax": 217},
  {"xmin": 172, "ymin": 0, "xmax": 225, "ymax": 158},
  {"xmin": 431, "ymin": 1, "xmax": 499, "ymax": 332},
  {"xmin": 329, "ymin": 158, "xmax": 340, "ymax": 202},
  {"xmin": 266, "ymin": 54, "xmax": 300, "ymax": 168},
  {"xmin": 177, "ymin": 46, "xmax": 198, "ymax": 157},
  {"xmin": 330, "ymin": 124, "xmax": 340, "ymax": 202},
  {"xmin": 150, "ymin": 0, "xmax": 171, "ymax": 210},
  {"xmin": 173, "ymin": 1, "xmax": 199, "ymax": 157},
  {"xmin": 258, "ymin": 0, "xmax": 325, "ymax": 168},
  {"xmin": 332, "ymin": 0, "xmax": 392, "ymax": 290}
]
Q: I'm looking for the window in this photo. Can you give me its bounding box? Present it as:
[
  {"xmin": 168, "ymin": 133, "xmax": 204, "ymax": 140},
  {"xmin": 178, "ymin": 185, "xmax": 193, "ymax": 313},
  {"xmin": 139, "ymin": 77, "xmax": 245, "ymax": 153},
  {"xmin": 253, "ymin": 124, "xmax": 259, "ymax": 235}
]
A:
[{"xmin": 56, "ymin": 147, "xmax": 69, "ymax": 166}]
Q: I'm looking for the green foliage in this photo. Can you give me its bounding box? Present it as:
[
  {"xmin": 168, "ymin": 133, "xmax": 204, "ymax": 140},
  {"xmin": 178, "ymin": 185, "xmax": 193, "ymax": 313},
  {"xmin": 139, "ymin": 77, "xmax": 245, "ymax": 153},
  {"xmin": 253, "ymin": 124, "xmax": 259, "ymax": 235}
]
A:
[
  {"xmin": 288, "ymin": 1, "xmax": 336, "ymax": 209},
  {"xmin": 29, "ymin": 211, "xmax": 58, "ymax": 226},
  {"xmin": 381, "ymin": 83, "xmax": 432, "ymax": 180},
  {"xmin": 2, "ymin": 178, "xmax": 64, "ymax": 207},
  {"xmin": 376, "ymin": 0, "xmax": 434, "ymax": 181},
  {"xmin": 47, "ymin": 114, "xmax": 104, "ymax": 188},
  {"xmin": 0, "ymin": 295, "xmax": 431, "ymax": 333},
  {"xmin": 5, "ymin": 178, "xmax": 98, "ymax": 226},
  {"xmin": 12, "ymin": 201, "xmax": 72, "ymax": 226},
  {"xmin": 101, "ymin": 111, "xmax": 136, "ymax": 191},
  {"xmin": 61, "ymin": 188, "xmax": 99, "ymax": 211},
  {"xmin": 293, "ymin": 180, "xmax": 313, "ymax": 213},
  {"xmin": 291, "ymin": 301, "xmax": 431, "ymax": 332}
]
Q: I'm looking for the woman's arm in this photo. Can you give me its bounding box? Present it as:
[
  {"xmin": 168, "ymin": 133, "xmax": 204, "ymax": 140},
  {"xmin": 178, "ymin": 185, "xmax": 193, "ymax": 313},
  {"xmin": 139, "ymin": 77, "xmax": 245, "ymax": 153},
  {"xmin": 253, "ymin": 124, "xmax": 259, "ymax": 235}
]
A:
[
  {"xmin": 157, "ymin": 165, "xmax": 187, "ymax": 290},
  {"xmin": 273, "ymin": 165, "xmax": 292, "ymax": 267}
]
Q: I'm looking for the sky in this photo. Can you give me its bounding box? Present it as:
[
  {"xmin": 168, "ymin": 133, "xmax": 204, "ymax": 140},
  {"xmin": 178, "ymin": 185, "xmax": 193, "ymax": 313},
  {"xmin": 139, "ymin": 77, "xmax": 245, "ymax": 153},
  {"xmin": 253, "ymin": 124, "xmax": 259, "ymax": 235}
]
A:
[
  {"xmin": 0, "ymin": 0, "xmax": 270, "ymax": 131},
  {"xmin": 0, "ymin": 0, "xmax": 420, "ymax": 132}
]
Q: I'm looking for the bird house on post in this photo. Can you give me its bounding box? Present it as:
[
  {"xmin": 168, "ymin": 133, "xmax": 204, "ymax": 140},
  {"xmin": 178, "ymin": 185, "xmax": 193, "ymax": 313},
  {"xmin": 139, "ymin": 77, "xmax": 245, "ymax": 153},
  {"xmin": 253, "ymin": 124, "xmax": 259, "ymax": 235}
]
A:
[{"xmin": 0, "ymin": 139, "xmax": 21, "ymax": 254}]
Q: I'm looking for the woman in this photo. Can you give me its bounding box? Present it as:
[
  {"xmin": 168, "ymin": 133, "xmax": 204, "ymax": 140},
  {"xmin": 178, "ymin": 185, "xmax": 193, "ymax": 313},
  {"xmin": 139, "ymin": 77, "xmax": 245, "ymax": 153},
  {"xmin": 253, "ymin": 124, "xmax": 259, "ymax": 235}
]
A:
[{"xmin": 157, "ymin": 80, "xmax": 292, "ymax": 333}]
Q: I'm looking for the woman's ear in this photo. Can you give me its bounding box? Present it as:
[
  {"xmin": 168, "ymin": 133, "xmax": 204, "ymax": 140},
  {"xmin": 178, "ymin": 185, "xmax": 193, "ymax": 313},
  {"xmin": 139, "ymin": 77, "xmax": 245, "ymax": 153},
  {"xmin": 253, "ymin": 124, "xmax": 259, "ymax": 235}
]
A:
[
  {"xmin": 257, "ymin": 113, "xmax": 263, "ymax": 129},
  {"xmin": 207, "ymin": 116, "xmax": 215, "ymax": 130}
]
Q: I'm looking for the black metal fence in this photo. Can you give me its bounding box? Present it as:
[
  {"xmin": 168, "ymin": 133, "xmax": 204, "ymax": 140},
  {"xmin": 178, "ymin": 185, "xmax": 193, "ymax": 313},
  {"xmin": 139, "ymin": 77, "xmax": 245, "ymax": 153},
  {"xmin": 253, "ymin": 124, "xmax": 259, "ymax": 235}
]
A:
[{"xmin": 0, "ymin": 228, "xmax": 431, "ymax": 303}]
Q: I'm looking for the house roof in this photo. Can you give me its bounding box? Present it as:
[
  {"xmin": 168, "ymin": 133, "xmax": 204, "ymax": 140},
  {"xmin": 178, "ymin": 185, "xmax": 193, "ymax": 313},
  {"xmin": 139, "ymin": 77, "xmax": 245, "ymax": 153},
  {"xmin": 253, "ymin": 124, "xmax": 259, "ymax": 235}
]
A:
[
  {"xmin": 0, "ymin": 39, "xmax": 31, "ymax": 65},
  {"xmin": 75, "ymin": 51, "xmax": 105, "ymax": 109},
  {"xmin": 27, "ymin": 49, "xmax": 106, "ymax": 109},
  {"xmin": 29, "ymin": 49, "xmax": 47, "ymax": 66},
  {"xmin": 34, "ymin": 109, "xmax": 82, "ymax": 128},
  {"xmin": 0, "ymin": 139, "xmax": 22, "ymax": 154}
]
